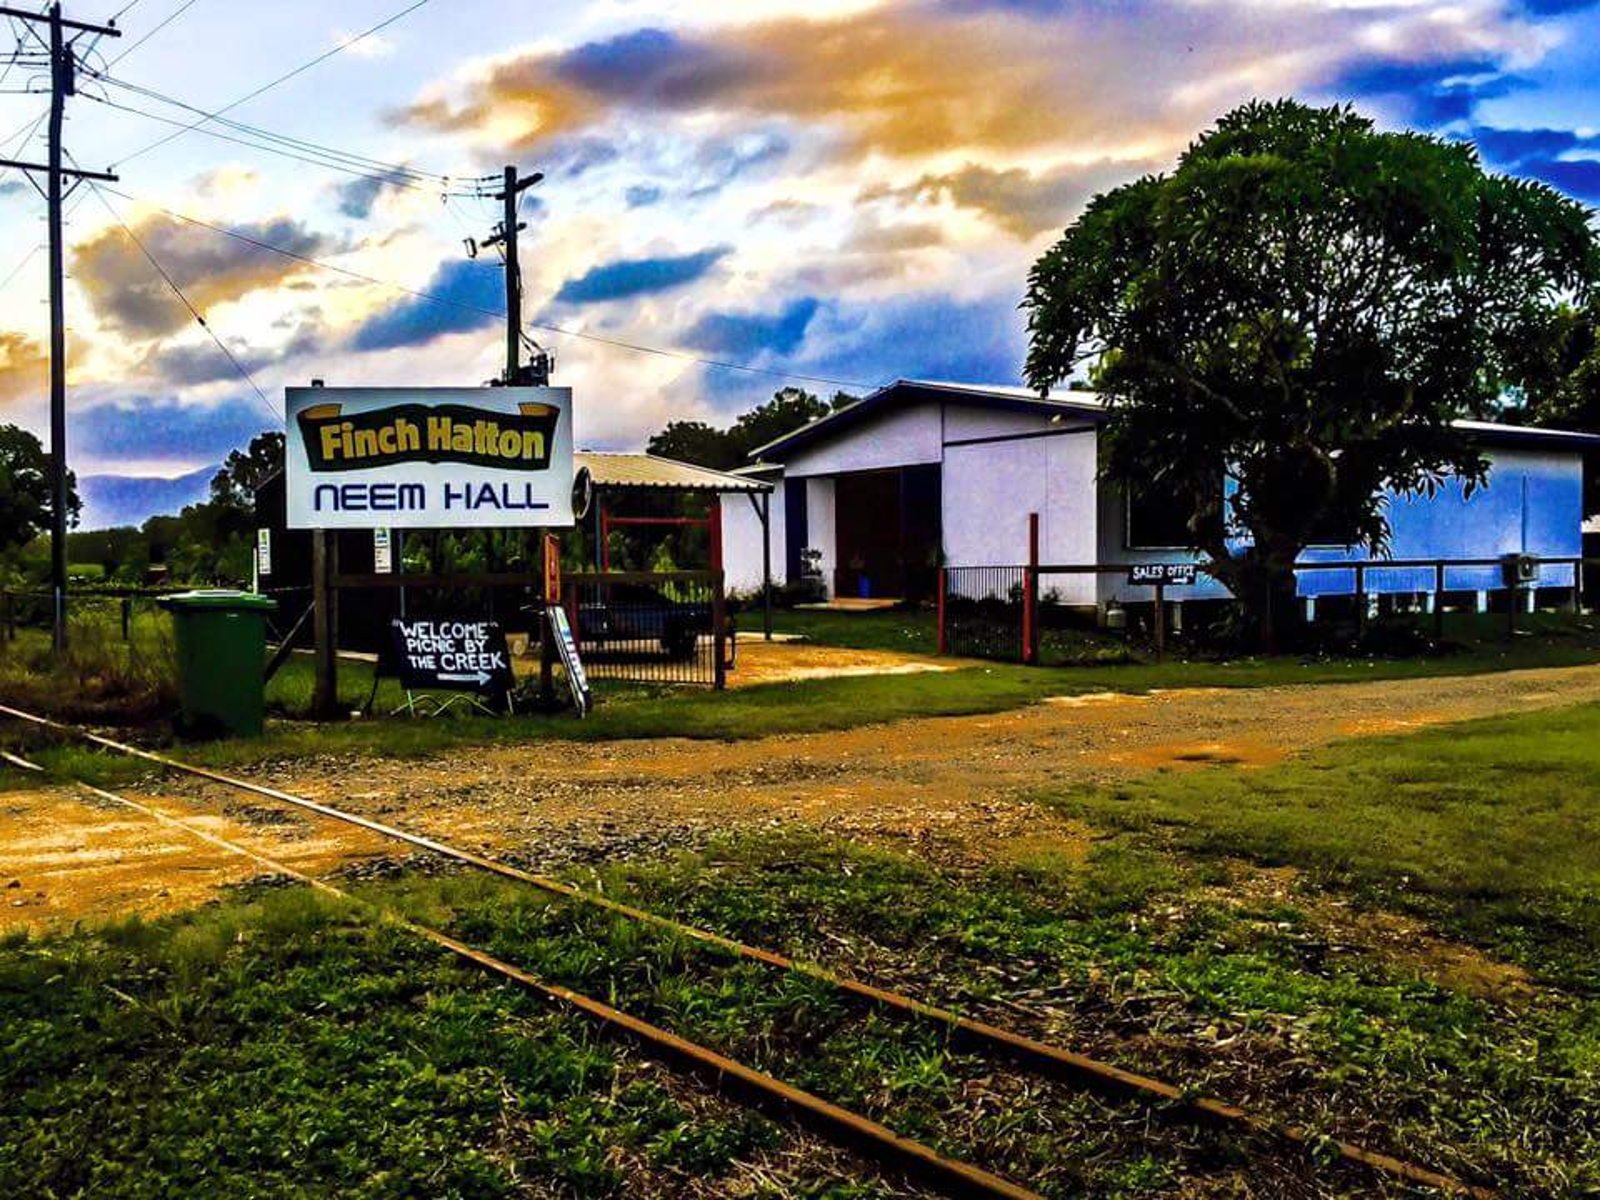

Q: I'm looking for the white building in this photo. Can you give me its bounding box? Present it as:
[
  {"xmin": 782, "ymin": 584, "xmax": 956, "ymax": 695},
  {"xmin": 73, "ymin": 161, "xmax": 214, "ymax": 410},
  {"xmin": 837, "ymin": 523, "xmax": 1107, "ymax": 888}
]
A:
[{"xmin": 720, "ymin": 379, "xmax": 1597, "ymax": 611}]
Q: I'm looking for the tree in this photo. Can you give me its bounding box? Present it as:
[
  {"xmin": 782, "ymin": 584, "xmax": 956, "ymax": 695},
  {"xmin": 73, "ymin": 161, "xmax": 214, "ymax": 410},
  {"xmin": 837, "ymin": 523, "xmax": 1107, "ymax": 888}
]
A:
[
  {"xmin": 647, "ymin": 389, "xmax": 860, "ymax": 471},
  {"xmin": 0, "ymin": 424, "xmax": 79, "ymax": 559},
  {"xmin": 211, "ymin": 431, "xmax": 284, "ymax": 511},
  {"xmin": 647, "ymin": 420, "xmax": 739, "ymax": 470},
  {"xmin": 1024, "ymin": 99, "xmax": 1599, "ymax": 648}
]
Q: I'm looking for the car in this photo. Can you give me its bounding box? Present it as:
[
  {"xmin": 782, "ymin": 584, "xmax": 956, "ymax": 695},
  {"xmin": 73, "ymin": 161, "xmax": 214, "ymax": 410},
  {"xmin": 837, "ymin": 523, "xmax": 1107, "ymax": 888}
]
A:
[{"xmin": 572, "ymin": 582, "xmax": 713, "ymax": 660}]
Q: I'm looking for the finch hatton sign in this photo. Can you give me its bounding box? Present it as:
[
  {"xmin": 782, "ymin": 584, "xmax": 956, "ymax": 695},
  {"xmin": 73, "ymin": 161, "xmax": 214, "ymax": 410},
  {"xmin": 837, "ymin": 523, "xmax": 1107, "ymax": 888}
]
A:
[{"xmin": 285, "ymin": 386, "xmax": 575, "ymax": 529}]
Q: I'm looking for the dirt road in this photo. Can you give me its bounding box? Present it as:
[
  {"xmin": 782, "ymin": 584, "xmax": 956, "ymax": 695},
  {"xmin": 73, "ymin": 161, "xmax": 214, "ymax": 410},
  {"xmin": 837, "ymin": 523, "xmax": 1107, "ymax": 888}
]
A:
[{"xmin": 6, "ymin": 662, "xmax": 1600, "ymax": 931}]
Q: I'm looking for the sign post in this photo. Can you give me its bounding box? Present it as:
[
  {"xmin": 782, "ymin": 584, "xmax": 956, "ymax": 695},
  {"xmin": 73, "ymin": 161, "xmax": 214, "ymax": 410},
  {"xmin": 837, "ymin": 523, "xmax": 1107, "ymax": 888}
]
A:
[
  {"xmin": 1126, "ymin": 564, "xmax": 1196, "ymax": 662},
  {"xmin": 285, "ymin": 385, "xmax": 576, "ymax": 721}
]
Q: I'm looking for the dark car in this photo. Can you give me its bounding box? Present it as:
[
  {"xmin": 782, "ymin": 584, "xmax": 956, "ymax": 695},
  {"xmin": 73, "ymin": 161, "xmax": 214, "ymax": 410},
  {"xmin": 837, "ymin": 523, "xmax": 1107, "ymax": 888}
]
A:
[{"xmin": 575, "ymin": 583, "xmax": 712, "ymax": 660}]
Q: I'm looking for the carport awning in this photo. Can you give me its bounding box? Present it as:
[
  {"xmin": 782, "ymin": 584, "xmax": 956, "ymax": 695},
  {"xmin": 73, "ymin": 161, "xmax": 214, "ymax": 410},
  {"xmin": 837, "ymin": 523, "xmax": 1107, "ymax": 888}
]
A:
[{"xmin": 576, "ymin": 451, "xmax": 771, "ymax": 493}]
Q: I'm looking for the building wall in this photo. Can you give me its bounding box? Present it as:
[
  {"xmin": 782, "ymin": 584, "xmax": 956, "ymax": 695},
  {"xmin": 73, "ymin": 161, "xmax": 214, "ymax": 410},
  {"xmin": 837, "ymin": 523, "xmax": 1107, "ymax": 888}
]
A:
[
  {"xmin": 720, "ymin": 482, "xmax": 784, "ymax": 596},
  {"xmin": 805, "ymin": 476, "xmax": 838, "ymax": 596},
  {"xmin": 942, "ymin": 406, "xmax": 1099, "ymax": 605},
  {"xmin": 782, "ymin": 404, "xmax": 942, "ymax": 478},
  {"xmin": 1097, "ymin": 444, "xmax": 1584, "ymax": 605}
]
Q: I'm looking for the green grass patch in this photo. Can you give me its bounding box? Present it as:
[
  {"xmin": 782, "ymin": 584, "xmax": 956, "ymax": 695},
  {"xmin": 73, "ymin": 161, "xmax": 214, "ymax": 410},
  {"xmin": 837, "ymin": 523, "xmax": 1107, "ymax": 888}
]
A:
[
  {"xmin": 7, "ymin": 828, "xmax": 1597, "ymax": 1196},
  {"xmin": 1044, "ymin": 701, "xmax": 1600, "ymax": 991}
]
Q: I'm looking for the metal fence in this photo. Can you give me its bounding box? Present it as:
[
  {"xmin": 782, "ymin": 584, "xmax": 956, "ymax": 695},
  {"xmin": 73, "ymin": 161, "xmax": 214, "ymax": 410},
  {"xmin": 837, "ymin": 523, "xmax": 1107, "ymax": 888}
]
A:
[
  {"xmin": 939, "ymin": 556, "xmax": 1592, "ymax": 665},
  {"xmin": 939, "ymin": 566, "xmax": 1027, "ymax": 662},
  {"xmin": 564, "ymin": 571, "xmax": 727, "ymax": 688}
]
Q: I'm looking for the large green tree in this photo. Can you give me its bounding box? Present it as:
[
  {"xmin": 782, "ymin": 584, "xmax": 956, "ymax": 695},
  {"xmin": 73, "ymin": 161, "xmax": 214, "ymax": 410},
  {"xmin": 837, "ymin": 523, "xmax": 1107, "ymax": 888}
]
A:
[
  {"xmin": 1024, "ymin": 99, "xmax": 1599, "ymax": 647},
  {"xmin": 647, "ymin": 388, "xmax": 857, "ymax": 469},
  {"xmin": 0, "ymin": 424, "xmax": 78, "ymax": 559}
]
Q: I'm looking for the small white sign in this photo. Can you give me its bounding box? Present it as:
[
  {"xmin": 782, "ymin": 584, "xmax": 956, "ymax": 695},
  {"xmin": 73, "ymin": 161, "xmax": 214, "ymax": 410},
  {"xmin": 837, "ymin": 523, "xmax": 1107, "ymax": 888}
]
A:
[
  {"xmin": 285, "ymin": 386, "xmax": 575, "ymax": 530},
  {"xmin": 373, "ymin": 527, "xmax": 393, "ymax": 574},
  {"xmin": 256, "ymin": 528, "xmax": 272, "ymax": 576}
]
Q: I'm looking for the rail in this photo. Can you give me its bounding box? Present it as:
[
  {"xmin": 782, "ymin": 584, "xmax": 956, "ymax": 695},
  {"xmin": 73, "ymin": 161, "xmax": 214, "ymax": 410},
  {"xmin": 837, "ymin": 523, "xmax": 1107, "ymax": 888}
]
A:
[{"xmin": 0, "ymin": 702, "xmax": 1492, "ymax": 1198}]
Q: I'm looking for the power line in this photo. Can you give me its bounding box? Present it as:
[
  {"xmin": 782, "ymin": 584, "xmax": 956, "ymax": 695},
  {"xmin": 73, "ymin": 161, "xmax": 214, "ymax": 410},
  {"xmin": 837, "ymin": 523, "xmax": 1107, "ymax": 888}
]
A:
[
  {"xmin": 95, "ymin": 72, "xmax": 463, "ymax": 186},
  {"xmin": 84, "ymin": 91, "xmax": 479, "ymax": 194},
  {"xmin": 112, "ymin": 0, "xmax": 435, "ymax": 168},
  {"xmin": 83, "ymin": 175, "xmax": 278, "ymax": 425},
  {"xmin": 98, "ymin": 184, "xmax": 877, "ymax": 392},
  {"xmin": 104, "ymin": 0, "xmax": 197, "ymax": 69}
]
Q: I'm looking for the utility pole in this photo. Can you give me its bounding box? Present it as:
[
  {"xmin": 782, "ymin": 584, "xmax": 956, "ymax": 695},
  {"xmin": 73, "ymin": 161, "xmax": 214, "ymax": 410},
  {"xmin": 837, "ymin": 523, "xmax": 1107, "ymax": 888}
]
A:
[
  {"xmin": 0, "ymin": 4, "xmax": 119, "ymax": 652},
  {"xmin": 479, "ymin": 164, "xmax": 545, "ymax": 385}
]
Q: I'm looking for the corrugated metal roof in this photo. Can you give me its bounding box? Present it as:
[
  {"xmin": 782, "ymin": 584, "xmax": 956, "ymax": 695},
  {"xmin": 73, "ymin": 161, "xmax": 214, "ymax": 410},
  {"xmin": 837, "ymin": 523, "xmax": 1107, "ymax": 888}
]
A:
[{"xmin": 576, "ymin": 451, "xmax": 771, "ymax": 492}]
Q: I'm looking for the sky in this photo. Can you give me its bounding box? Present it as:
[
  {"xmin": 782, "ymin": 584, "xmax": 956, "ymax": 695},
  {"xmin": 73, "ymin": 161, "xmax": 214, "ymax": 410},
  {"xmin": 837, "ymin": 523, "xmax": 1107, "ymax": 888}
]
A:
[{"xmin": 0, "ymin": 0, "xmax": 1597, "ymax": 483}]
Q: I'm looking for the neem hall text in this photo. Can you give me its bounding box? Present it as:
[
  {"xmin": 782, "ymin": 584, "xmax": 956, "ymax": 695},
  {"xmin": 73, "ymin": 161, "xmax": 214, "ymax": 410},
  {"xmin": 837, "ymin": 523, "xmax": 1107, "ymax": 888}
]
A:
[{"xmin": 311, "ymin": 481, "xmax": 551, "ymax": 514}]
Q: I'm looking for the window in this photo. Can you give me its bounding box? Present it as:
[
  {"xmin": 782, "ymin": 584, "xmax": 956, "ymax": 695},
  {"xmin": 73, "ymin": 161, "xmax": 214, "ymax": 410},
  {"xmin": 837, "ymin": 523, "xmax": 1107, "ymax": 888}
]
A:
[{"xmin": 1127, "ymin": 480, "xmax": 1208, "ymax": 549}]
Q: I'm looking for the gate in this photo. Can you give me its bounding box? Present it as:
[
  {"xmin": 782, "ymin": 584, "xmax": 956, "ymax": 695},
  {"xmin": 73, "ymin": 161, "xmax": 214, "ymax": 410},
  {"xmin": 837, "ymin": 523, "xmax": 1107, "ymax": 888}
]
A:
[
  {"xmin": 938, "ymin": 566, "xmax": 1026, "ymax": 661},
  {"xmin": 563, "ymin": 570, "xmax": 726, "ymax": 688}
]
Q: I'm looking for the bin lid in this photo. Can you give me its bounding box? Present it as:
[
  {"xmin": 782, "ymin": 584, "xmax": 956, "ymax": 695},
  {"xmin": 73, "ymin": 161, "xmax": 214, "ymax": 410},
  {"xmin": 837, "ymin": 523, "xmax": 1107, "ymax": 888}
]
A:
[{"xmin": 157, "ymin": 589, "xmax": 278, "ymax": 612}]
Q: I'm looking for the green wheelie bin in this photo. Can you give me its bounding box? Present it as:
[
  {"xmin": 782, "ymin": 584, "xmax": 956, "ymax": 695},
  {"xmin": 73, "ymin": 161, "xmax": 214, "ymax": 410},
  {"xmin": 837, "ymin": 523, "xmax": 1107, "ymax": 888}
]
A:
[{"xmin": 158, "ymin": 590, "xmax": 278, "ymax": 737}]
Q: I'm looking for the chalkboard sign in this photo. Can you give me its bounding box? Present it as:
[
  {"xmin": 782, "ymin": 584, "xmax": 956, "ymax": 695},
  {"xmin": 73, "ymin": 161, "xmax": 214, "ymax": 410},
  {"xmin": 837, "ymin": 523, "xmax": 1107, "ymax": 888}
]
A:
[
  {"xmin": 1127, "ymin": 563, "xmax": 1197, "ymax": 587},
  {"xmin": 389, "ymin": 618, "xmax": 514, "ymax": 697},
  {"xmin": 546, "ymin": 607, "xmax": 592, "ymax": 718}
]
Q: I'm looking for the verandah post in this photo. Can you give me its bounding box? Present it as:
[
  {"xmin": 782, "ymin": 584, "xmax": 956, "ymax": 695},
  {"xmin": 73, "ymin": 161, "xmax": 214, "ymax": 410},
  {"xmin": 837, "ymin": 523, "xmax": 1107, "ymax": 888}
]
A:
[
  {"xmin": 1433, "ymin": 561, "xmax": 1446, "ymax": 640},
  {"xmin": 936, "ymin": 567, "xmax": 947, "ymax": 655},
  {"xmin": 1154, "ymin": 581, "xmax": 1166, "ymax": 662}
]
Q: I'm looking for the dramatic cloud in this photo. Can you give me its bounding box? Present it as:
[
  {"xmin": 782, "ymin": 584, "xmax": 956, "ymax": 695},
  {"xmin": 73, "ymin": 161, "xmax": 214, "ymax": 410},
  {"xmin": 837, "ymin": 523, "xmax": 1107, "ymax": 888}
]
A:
[
  {"xmin": 0, "ymin": 179, "xmax": 25, "ymax": 197},
  {"xmin": 864, "ymin": 159, "xmax": 1157, "ymax": 239},
  {"xmin": 0, "ymin": 331, "xmax": 46, "ymax": 406},
  {"xmin": 73, "ymin": 395, "xmax": 273, "ymax": 465},
  {"xmin": 553, "ymin": 246, "xmax": 728, "ymax": 305},
  {"xmin": 72, "ymin": 213, "xmax": 335, "ymax": 339},
  {"xmin": 398, "ymin": 3, "xmax": 1549, "ymax": 163},
  {"xmin": 334, "ymin": 170, "xmax": 414, "ymax": 218},
  {"xmin": 139, "ymin": 322, "xmax": 328, "ymax": 387},
  {"xmin": 625, "ymin": 184, "xmax": 663, "ymax": 207},
  {"xmin": 1469, "ymin": 123, "xmax": 1600, "ymax": 202},
  {"xmin": 684, "ymin": 297, "xmax": 819, "ymax": 357},
  {"xmin": 348, "ymin": 259, "xmax": 502, "ymax": 351},
  {"xmin": 1331, "ymin": 55, "xmax": 1529, "ymax": 127}
]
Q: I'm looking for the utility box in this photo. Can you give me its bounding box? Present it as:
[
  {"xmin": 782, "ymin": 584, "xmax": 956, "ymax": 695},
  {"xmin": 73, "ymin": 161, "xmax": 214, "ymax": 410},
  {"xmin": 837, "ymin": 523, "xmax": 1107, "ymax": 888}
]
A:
[
  {"xmin": 1501, "ymin": 554, "xmax": 1539, "ymax": 587},
  {"xmin": 158, "ymin": 590, "xmax": 277, "ymax": 738}
]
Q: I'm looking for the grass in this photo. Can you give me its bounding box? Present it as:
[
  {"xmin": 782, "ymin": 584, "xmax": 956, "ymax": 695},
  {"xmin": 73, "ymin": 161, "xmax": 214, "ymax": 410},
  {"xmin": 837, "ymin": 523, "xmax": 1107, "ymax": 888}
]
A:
[
  {"xmin": 1043, "ymin": 700, "xmax": 1600, "ymax": 992},
  {"xmin": 6, "ymin": 811, "xmax": 1598, "ymax": 1196},
  {"xmin": 8, "ymin": 607, "xmax": 1600, "ymax": 792}
]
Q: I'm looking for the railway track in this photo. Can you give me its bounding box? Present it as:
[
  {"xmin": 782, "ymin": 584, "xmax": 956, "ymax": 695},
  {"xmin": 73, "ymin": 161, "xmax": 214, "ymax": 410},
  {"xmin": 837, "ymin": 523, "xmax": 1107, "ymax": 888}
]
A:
[{"xmin": 0, "ymin": 702, "xmax": 1493, "ymax": 1199}]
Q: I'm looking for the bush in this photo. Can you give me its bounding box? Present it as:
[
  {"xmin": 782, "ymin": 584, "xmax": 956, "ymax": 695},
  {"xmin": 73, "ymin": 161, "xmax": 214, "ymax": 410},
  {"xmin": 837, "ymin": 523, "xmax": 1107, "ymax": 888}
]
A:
[{"xmin": 0, "ymin": 605, "xmax": 177, "ymax": 721}]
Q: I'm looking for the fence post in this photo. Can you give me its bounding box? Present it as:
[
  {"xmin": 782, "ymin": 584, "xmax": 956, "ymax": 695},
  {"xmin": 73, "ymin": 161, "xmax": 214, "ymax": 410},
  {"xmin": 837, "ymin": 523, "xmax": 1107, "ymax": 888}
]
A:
[
  {"xmin": 1433, "ymin": 562, "xmax": 1446, "ymax": 640},
  {"xmin": 712, "ymin": 570, "xmax": 728, "ymax": 691},
  {"xmin": 936, "ymin": 567, "xmax": 947, "ymax": 655},
  {"xmin": 1022, "ymin": 513, "xmax": 1039, "ymax": 665},
  {"xmin": 1355, "ymin": 564, "xmax": 1367, "ymax": 641},
  {"xmin": 311, "ymin": 531, "xmax": 339, "ymax": 721},
  {"xmin": 1154, "ymin": 581, "xmax": 1166, "ymax": 662}
]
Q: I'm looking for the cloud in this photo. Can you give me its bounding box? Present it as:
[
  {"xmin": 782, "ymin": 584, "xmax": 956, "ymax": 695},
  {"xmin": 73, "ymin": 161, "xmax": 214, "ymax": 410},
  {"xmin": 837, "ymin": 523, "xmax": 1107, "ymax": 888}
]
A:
[
  {"xmin": 0, "ymin": 331, "xmax": 46, "ymax": 407},
  {"xmin": 348, "ymin": 259, "xmax": 503, "ymax": 352},
  {"xmin": 72, "ymin": 213, "xmax": 335, "ymax": 339},
  {"xmin": 865, "ymin": 159, "xmax": 1155, "ymax": 239},
  {"xmin": 684, "ymin": 297, "xmax": 820, "ymax": 357},
  {"xmin": 553, "ymin": 246, "xmax": 728, "ymax": 305},
  {"xmin": 1330, "ymin": 56, "xmax": 1529, "ymax": 127},
  {"xmin": 334, "ymin": 170, "xmax": 414, "ymax": 218},
  {"xmin": 1468, "ymin": 124, "xmax": 1600, "ymax": 203},
  {"xmin": 398, "ymin": 3, "xmax": 1552, "ymax": 165},
  {"xmin": 139, "ymin": 321, "xmax": 327, "ymax": 387},
  {"xmin": 73, "ymin": 395, "xmax": 273, "ymax": 465},
  {"xmin": 625, "ymin": 184, "xmax": 663, "ymax": 208},
  {"xmin": 0, "ymin": 179, "xmax": 26, "ymax": 197},
  {"xmin": 686, "ymin": 132, "xmax": 790, "ymax": 196}
]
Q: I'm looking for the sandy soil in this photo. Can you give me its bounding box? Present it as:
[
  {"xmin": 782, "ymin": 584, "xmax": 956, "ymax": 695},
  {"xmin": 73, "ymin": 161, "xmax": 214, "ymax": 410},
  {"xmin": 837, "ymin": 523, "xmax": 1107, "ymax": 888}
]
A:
[{"xmin": 7, "ymin": 662, "xmax": 1600, "ymax": 989}]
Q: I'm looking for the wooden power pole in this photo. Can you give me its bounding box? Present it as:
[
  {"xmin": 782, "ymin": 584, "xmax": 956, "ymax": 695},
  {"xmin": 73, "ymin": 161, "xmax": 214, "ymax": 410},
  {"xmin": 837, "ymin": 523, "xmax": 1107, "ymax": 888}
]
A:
[
  {"xmin": 0, "ymin": 4, "xmax": 119, "ymax": 652},
  {"xmin": 480, "ymin": 164, "xmax": 545, "ymax": 385}
]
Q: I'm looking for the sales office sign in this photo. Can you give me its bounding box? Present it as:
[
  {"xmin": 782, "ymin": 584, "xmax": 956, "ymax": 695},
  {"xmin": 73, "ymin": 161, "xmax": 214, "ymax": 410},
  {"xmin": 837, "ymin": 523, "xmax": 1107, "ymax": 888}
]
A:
[{"xmin": 285, "ymin": 386, "xmax": 575, "ymax": 529}]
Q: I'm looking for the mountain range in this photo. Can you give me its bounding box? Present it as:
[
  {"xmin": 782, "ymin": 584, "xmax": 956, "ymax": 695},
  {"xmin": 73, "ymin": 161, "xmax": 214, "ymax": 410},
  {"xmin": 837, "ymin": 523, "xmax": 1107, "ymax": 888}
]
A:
[{"xmin": 77, "ymin": 465, "xmax": 219, "ymax": 531}]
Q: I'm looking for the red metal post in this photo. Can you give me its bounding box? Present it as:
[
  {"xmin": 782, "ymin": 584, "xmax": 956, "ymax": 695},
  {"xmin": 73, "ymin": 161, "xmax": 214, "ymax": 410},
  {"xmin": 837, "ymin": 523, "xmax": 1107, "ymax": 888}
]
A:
[
  {"xmin": 1022, "ymin": 513, "xmax": 1039, "ymax": 665},
  {"xmin": 709, "ymin": 494, "xmax": 724, "ymax": 574},
  {"xmin": 936, "ymin": 567, "xmax": 947, "ymax": 655}
]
